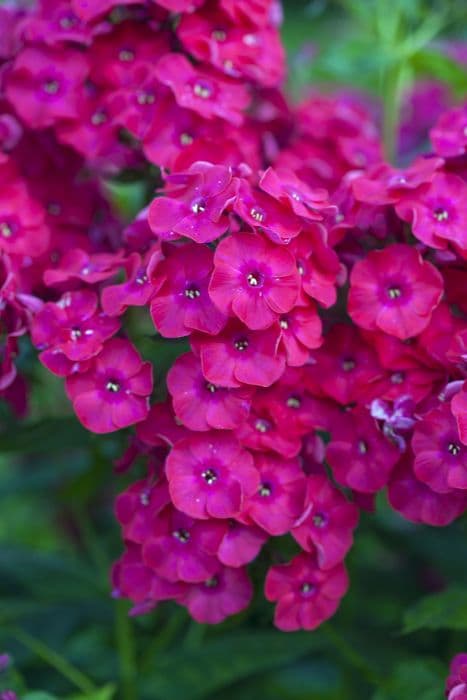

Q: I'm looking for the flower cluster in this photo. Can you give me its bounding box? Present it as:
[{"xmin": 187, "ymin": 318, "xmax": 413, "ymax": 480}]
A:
[{"xmin": 1, "ymin": 0, "xmax": 467, "ymax": 633}]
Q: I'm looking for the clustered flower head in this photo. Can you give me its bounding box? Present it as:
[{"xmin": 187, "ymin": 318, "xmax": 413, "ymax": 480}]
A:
[{"xmin": 0, "ymin": 0, "xmax": 466, "ymax": 634}]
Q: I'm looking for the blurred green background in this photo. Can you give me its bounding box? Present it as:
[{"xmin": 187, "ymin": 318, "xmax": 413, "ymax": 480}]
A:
[{"xmin": 1, "ymin": 1, "xmax": 467, "ymax": 699}]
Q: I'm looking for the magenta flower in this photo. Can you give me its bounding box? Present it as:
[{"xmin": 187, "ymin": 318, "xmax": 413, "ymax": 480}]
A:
[
  {"xmin": 217, "ymin": 520, "xmax": 268, "ymax": 568},
  {"xmin": 66, "ymin": 338, "xmax": 153, "ymax": 433},
  {"xmin": 71, "ymin": 0, "xmax": 142, "ymax": 22},
  {"xmin": 235, "ymin": 389, "xmax": 303, "ymax": 458},
  {"xmin": 101, "ymin": 250, "xmax": 157, "ymax": 317},
  {"xmin": 191, "ymin": 319, "xmax": 285, "ymax": 388},
  {"xmin": 112, "ymin": 543, "xmax": 184, "ymax": 607},
  {"xmin": 143, "ymin": 506, "xmax": 224, "ymax": 583},
  {"xmin": 265, "ymin": 551, "xmax": 349, "ymax": 631},
  {"xmin": 452, "ymin": 385, "xmax": 467, "ymax": 446},
  {"xmin": 292, "ymin": 475, "xmax": 359, "ymax": 569},
  {"xmin": 388, "ymin": 457, "xmax": 467, "ymax": 527},
  {"xmin": 177, "ymin": 8, "xmax": 285, "ymax": 87},
  {"xmin": 234, "ymin": 180, "xmax": 302, "ymax": 244},
  {"xmin": 412, "ymin": 404, "xmax": 467, "ymax": 493},
  {"xmin": 136, "ymin": 402, "xmax": 189, "ymax": 449},
  {"xmin": 326, "ymin": 409, "xmax": 401, "ymax": 493},
  {"xmin": 351, "ymin": 156, "xmax": 443, "ymax": 205},
  {"xmin": 209, "ymin": 232, "xmax": 300, "ymax": 330},
  {"xmin": 165, "ymin": 433, "xmax": 259, "ymax": 519},
  {"xmin": 289, "ymin": 225, "xmax": 341, "ymax": 308},
  {"xmin": 396, "ymin": 173, "xmax": 467, "ymax": 251},
  {"xmin": 6, "ymin": 46, "xmax": 89, "ymax": 129},
  {"xmin": 44, "ymin": 249, "xmax": 125, "ymax": 287},
  {"xmin": 260, "ymin": 167, "xmax": 335, "ymax": 221},
  {"xmin": 149, "ymin": 243, "xmax": 226, "ymax": 337},
  {"xmin": 148, "ymin": 161, "xmax": 236, "ymax": 244},
  {"xmin": 89, "ymin": 21, "xmax": 169, "ymax": 90},
  {"xmin": 243, "ymin": 453, "xmax": 306, "ymax": 535},
  {"xmin": 446, "ymin": 653, "xmax": 467, "ymax": 700},
  {"xmin": 32, "ymin": 290, "xmax": 120, "ymax": 376},
  {"xmin": 180, "ymin": 565, "xmax": 253, "ymax": 624},
  {"xmin": 348, "ymin": 244, "xmax": 443, "ymax": 340},
  {"xmin": 0, "ymin": 183, "xmax": 50, "ymax": 258},
  {"xmin": 305, "ymin": 324, "xmax": 384, "ymax": 405},
  {"xmin": 155, "ymin": 53, "xmax": 251, "ymax": 126},
  {"xmin": 167, "ymin": 352, "xmax": 253, "ymax": 431},
  {"xmin": 430, "ymin": 104, "xmax": 467, "ymax": 158},
  {"xmin": 278, "ymin": 303, "xmax": 323, "ymax": 366},
  {"xmin": 115, "ymin": 478, "xmax": 171, "ymax": 545}
]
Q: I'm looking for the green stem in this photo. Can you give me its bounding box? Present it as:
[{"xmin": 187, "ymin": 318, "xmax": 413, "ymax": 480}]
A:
[
  {"xmin": 13, "ymin": 628, "xmax": 97, "ymax": 694},
  {"xmin": 324, "ymin": 625, "xmax": 382, "ymax": 686},
  {"xmin": 381, "ymin": 62, "xmax": 407, "ymax": 164},
  {"xmin": 115, "ymin": 600, "xmax": 137, "ymax": 700}
]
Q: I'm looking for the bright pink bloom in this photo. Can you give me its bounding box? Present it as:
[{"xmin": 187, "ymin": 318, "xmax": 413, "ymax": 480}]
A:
[
  {"xmin": 112, "ymin": 543, "xmax": 184, "ymax": 607},
  {"xmin": 388, "ymin": 457, "xmax": 467, "ymax": 527},
  {"xmin": 431, "ymin": 105, "xmax": 467, "ymax": 158},
  {"xmin": 177, "ymin": 9, "xmax": 285, "ymax": 87},
  {"xmin": 136, "ymin": 402, "xmax": 188, "ymax": 449},
  {"xmin": 71, "ymin": 0, "xmax": 142, "ymax": 22},
  {"xmin": 165, "ymin": 433, "xmax": 259, "ymax": 519},
  {"xmin": 89, "ymin": 22, "xmax": 169, "ymax": 89},
  {"xmin": 101, "ymin": 251, "xmax": 157, "ymax": 317},
  {"xmin": 351, "ymin": 156, "xmax": 443, "ymax": 205},
  {"xmin": 149, "ymin": 243, "xmax": 226, "ymax": 337},
  {"xmin": 180, "ymin": 565, "xmax": 253, "ymax": 624},
  {"xmin": 243, "ymin": 453, "xmax": 306, "ymax": 535},
  {"xmin": 209, "ymin": 232, "xmax": 300, "ymax": 330},
  {"xmin": 217, "ymin": 520, "xmax": 268, "ymax": 568},
  {"xmin": 32, "ymin": 290, "xmax": 119, "ymax": 376},
  {"xmin": 452, "ymin": 386, "xmax": 467, "ymax": 447},
  {"xmin": 278, "ymin": 303, "xmax": 323, "ymax": 366},
  {"xmin": 44, "ymin": 249, "xmax": 124, "ymax": 287},
  {"xmin": 6, "ymin": 46, "xmax": 89, "ymax": 129},
  {"xmin": 143, "ymin": 507, "xmax": 224, "ymax": 583},
  {"xmin": 265, "ymin": 552, "xmax": 349, "ymax": 631},
  {"xmin": 191, "ymin": 320, "xmax": 285, "ymax": 388},
  {"xmin": 326, "ymin": 409, "xmax": 401, "ymax": 493},
  {"xmin": 292, "ymin": 475, "xmax": 359, "ymax": 569},
  {"xmin": 412, "ymin": 404, "xmax": 467, "ymax": 493},
  {"xmin": 446, "ymin": 654, "xmax": 467, "ymax": 700},
  {"xmin": 396, "ymin": 173, "xmax": 467, "ymax": 251},
  {"xmin": 289, "ymin": 225, "xmax": 341, "ymax": 308},
  {"xmin": 348, "ymin": 244, "xmax": 443, "ymax": 339},
  {"xmin": 305, "ymin": 324, "xmax": 384, "ymax": 405},
  {"xmin": 235, "ymin": 388, "xmax": 303, "ymax": 458},
  {"xmin": 155, "ymin": 53, "xmax": 250, "ymax": 126},
  {"xmin": 167, "ymin": 352, "xmax": 252, "ymax": 431},
  {"xmin": 148, "ymin": 162, "xmax": 236, "ymax": 244},
  {"xmin": 260, "ymin": 167, "xmax": 335, "ymax": 221},
  {"xmin": 234, "ymin": 180, "xmax": 302, "ymax": 244},
  {"xmin": 66, "ymin": 338, "xmax": 153, "ymax": 433},
  {"xmin": 115, "ymin": 478, "xmax": 170, "ymax": 545},
  {"xmin": 0, "ymin": 183, "xmax": 50, "ymax": 257}
]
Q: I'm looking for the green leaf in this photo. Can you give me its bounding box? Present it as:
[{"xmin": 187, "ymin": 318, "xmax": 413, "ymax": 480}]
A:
[
  {"xmin": 372, "ymin": 658, "xmax": 444, "ymax": 700},
  {"xmin": 411, "ymin": 49, "xmax": 467, "ymax": 96},
  {"xmin": 403, "ymin": 586, "xmax": 467, "ymax": 634},
  {"xmin": 22, "ymin": 693, "xmax": 58, "ymax": 700},
  {"xmin": 144, "ymin": 631, "xmax": 328, "ymax": 700},
  {"xmin": 67, "ymin": 683, "xmax": 116, "ymax": 700},
  {"xmin": 0, "ymin": 417, "xmax": 90, "ymax": 454}
]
